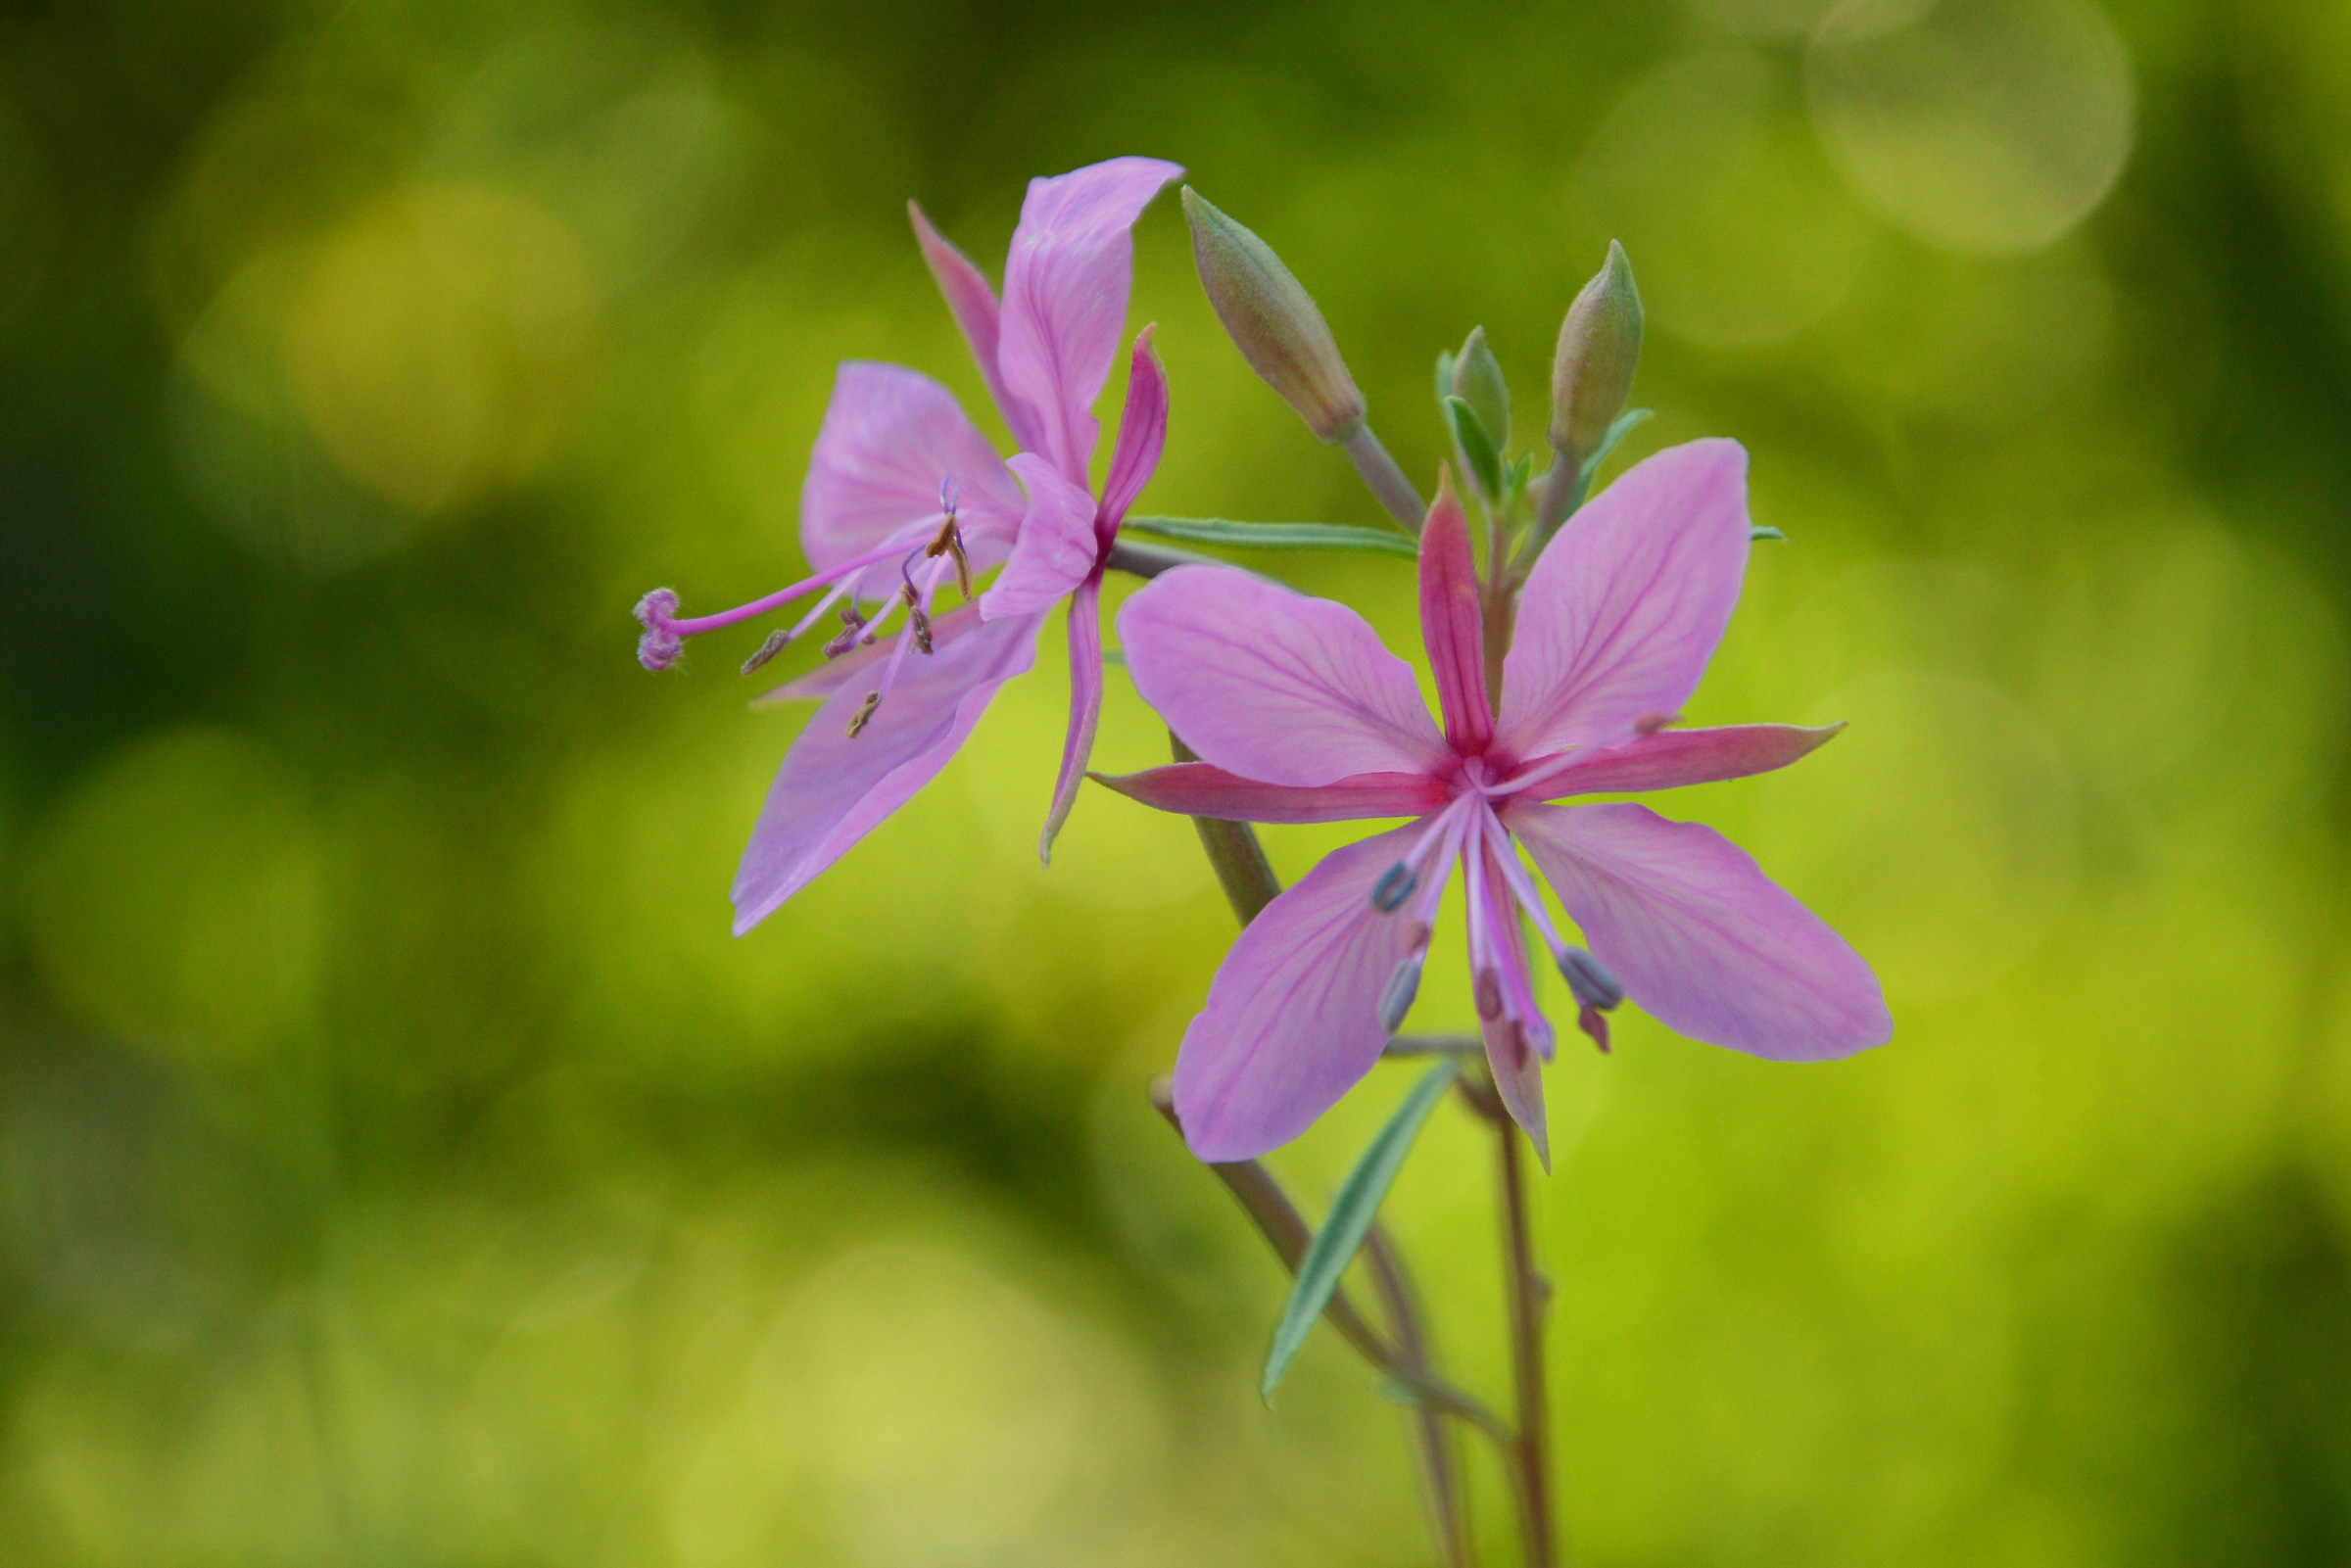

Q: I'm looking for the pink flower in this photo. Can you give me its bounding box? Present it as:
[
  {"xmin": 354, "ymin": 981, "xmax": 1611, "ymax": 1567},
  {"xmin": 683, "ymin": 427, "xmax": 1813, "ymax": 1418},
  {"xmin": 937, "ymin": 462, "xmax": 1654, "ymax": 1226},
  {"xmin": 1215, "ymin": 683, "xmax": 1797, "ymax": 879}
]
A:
[
  {"xmin": 634, "ymin": 157, "xmax": 1181, "ymax": 932},
  {"xmin": 1101, "ymin": 440, "xmax": 1892, "ymax": 1164}
]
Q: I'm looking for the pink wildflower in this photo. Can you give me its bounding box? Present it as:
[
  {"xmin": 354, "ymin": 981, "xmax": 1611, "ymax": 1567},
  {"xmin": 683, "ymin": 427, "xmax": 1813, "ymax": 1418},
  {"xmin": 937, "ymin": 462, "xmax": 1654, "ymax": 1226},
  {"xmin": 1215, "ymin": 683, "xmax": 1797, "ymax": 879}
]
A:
[
  {"xmin": 634, "ymin": 157, "xmax": 1182, "ymax": 932},
  {"xmin": 1101, "ymin": 441, "xmax": 1892, "ymax": 1164}
]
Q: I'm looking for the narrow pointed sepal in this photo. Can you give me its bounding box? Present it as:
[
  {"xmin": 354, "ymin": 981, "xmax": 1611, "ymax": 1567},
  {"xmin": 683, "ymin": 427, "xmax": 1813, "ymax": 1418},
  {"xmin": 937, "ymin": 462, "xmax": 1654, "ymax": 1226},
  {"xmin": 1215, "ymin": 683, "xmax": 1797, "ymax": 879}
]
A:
[{"xmin": 1037, "ymin": 571, "xmax": 1108, "ymax": 864}]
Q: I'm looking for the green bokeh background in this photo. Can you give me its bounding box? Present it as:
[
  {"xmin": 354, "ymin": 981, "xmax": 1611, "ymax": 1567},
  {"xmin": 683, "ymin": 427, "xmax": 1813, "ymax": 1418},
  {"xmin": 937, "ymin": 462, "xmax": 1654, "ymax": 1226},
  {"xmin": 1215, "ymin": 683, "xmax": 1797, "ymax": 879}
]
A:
[{"xmin": 5, "ymin": 0, "xmax": 2351, "ymax": 1561}]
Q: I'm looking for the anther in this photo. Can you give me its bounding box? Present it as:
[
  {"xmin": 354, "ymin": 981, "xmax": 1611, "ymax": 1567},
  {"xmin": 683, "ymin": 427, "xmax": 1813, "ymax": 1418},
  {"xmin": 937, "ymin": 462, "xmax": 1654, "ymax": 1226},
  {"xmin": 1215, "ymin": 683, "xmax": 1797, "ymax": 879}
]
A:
[
  {"xmin": 740, "ymin": 629, "xmax": 790, "ymax": 676},
  {"xmin": 925, "ymin": 515, "xmax": 973, "ymax": 598},
  {"xmin": 823, "ymin": 605, "xmax": 867, "ymax": 659},
  {"xmin": 1576, "ymin": 1005, "xmax": 1612, "ymax": 1054},
  {"xmin": 910, "ymin": 603, "xmax": 934, "ymax": 655},
  {"xmin": 1557, "ymin": 947, "xmax": 1623, "ymax": 1012},
  {"xmin": 1376, "ymin": 955, "xmax": 1425, "ymax": 1033},
  {"xmin": 1370, "ymin": 862, "xmax": 1418, "ymax": 913},
  {"xmin": 845, "ymin": 690, "xmax": 882, "ymax": 737}
]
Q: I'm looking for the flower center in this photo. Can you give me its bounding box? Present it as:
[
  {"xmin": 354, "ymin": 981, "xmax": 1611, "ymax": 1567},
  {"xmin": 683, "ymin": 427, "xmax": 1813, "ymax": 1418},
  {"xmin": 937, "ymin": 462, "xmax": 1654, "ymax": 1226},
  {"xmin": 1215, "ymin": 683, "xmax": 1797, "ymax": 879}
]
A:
[{"xmin": 1364, "ymin": 786, "xmax": 1624, "ymax": 1051}]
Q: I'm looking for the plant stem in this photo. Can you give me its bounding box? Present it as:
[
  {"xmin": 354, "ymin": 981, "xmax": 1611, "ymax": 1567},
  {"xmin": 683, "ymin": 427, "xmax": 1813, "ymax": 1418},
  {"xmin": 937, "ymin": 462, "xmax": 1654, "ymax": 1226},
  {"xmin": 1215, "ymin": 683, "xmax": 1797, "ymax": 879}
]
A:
[
  {"xmin": 1494, "ymin": 1087, "xmax": 1558, "ymax": 1568},
  {"xmin": 1529, "ymin": 452, "xmax": 1581, "ymax": 549},
  {"xmin": 1364, "ymin": 1227, "xmax": 1476, "ymax": 1568},
  {"xmin": 1340, "ymin": 423, "xmax": 1428, "ymax": 533},
  {"xmin": 1105, "ymin": 537, "xmax": 1222, "ymax": 580},
  {"xmin": 1146, "ymin": 1079, "xmax": 1511, "ymax": 1454},
  {"xmin": 1169, "ymin": 733, "xmax": 1282, "ymax": 923}
]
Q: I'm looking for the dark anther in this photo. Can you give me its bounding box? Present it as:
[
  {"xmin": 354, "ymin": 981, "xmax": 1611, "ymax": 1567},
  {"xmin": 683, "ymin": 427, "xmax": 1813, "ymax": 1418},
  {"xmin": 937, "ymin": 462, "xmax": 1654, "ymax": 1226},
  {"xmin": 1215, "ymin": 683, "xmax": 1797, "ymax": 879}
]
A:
[
  {"xmin": 823, "ymin": 603, "xmax": 869, "ymax": 659},
  {"xmin": 741, "ymin": 629, "xmax": 791, "ymax": 676},
  {"xmin": 1370, "ymin": 862, "xmax": 1418, "ymax": 913}
]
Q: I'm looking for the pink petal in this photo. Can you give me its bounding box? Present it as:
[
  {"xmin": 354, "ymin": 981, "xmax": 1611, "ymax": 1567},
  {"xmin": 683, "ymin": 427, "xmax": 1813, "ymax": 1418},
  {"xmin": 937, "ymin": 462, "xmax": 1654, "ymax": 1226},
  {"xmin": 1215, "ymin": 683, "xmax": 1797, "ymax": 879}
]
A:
[
  {"xmin": 1483, "ymin": 1013, "xmax": 1551, "ymax": 1170},
  {"xmin": 1509, "ymin": 801, "xmax": 1892, "ymax": 1062},
  {"xmin": 1099, "ymin": 326, "xmax": 1168, "ymax": 530},
  {"xmin": 1496, "ymin": 439, "xmax": 1751, "ymax": 762},
  {"xmin": 1418, "ymin": 469, "xmax": 1494, "ymax": 755},
  {"xmin": 908, "ymin": 201, "xmax": 1045, "ymax": 455},
  {"xmin": 1038, "ymin": 570, "xmax": 1106, "ymax": 862},
  {"xmin": 979, "ymin": 453, "xmax": 1100, "ymax": 620},
  {"xmin": 1512, "ymin": 723, "xmax": 1844, "ymax": 799},
  {"xmin": 800, "ymin": 362, "xmax": 1026, "ymax": 576},
  {"xmin": 751, "ymin": 603, "xmax": 984, "ymax": 706},
  {"xmin": 1172, "ymin": 822, "xmax": 1431, "ymax": 1161},
  {"xmin": 1118, "ymin": 565, "xmax": 1449, "ymax": 787},
  {"xmin": 731, "ymin": 611, "xmax": 1045, "ymax": 932},
  {"xmin": 1093, "ymin": 763, "xmax": 1450, "ymax": 823},
  {"xmin": 997, "ymin": 157, "xmax": 1183, "ymax": 485}
]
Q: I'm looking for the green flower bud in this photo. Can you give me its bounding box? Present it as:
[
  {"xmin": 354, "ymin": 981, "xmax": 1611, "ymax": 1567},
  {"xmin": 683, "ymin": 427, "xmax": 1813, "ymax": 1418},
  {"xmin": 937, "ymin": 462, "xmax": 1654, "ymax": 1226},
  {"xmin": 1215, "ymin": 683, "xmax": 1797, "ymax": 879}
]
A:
[
  {"xmin": 1183, "ymin": 187, "xmax": 1366, "ymax": 442},
  {"xmin": 1448, "ymin": 325, "xmax": 1510, "ymax": 453},
  {"xmin": 1549, "ymin": 241, "xmax": 1643, "ymax": 461}
]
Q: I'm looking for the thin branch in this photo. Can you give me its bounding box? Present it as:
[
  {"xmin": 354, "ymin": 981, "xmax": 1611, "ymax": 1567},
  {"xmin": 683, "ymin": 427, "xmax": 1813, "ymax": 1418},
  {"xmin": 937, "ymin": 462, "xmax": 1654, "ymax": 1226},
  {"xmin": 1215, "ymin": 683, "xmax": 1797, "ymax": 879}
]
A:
[
  {"xmin": 1146, "ymin": 1079, "xmax": 1511, "ymax": 1449},
  {"xmin": 1364, "ymin": 1225, "xmax": 1476, "ymax": 1568},
  {"xmin": 1385, "ymin": 1033, "xmax": 1481, "ymax": 1057},
  {"xmin": 1170, "ymin": 732, "xmax": 1281, "ymax": 924},
  {"xmin": 1340, "ymin": 423, "xmax": 1427, "ymax": 533},
  {"xmin": 1105, "ymin": 538, "xmax": 1221, "ymax": 580},
  {"xmin": 1465, "ymin": 1071, "xmax": 1559, "ymax": 1568}
]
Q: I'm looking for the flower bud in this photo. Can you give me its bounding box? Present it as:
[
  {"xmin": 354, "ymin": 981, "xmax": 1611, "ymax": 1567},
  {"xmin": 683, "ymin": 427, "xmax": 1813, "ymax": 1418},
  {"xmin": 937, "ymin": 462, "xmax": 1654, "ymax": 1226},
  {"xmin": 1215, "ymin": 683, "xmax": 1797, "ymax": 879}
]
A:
[
  {"xmin": 1183, "ymin": 187, "xmax": 1366, "ymax": 442},
  {"xmin": 1449, "ymin": 325, "xmax": 1510, "ymax": 452},
  {"xmin": 1549, "ymin": 241, "xmax": 1643, "ymax": 461}
]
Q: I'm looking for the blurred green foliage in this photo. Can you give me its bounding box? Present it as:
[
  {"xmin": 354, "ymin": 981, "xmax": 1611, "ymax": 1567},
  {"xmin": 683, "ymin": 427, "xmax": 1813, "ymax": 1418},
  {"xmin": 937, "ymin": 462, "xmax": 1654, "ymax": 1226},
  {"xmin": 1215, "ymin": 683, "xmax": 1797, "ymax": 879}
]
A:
[{"xmin": 4, "ymin": 0, "xmax": 2351, "ymax": 1562}]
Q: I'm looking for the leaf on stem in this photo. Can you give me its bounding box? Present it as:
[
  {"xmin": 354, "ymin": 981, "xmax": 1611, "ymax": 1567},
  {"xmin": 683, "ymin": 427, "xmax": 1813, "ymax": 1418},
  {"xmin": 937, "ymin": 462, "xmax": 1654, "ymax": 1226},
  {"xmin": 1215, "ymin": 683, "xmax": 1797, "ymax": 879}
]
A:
[
  {"xmin": 1263, "ymin": 1058, "xmax": 1461, "ymax": 1402},
  {"xmin": 1120, "ymin": 515, "xmax": 1418, "ymax": 558},
  {"xmin": 1443, "ymin": 396, "xmax": 1506, "ymax": 505},
  {"xmin": 1583, "ymin": 405, "xmax": 1652, "ymax": 474}
]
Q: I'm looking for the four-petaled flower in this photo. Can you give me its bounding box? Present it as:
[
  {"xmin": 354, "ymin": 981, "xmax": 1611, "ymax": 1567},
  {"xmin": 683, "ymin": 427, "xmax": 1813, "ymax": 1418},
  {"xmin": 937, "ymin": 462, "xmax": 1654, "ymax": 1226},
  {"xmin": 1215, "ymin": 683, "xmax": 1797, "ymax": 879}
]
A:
[
  {"xmin": 1101, "ymin": 441, "xmax": 1893, "ymax": 1164},
  {"xmin": 635, "ymin": 156, "xmax": 1182, "ymax": 932}
]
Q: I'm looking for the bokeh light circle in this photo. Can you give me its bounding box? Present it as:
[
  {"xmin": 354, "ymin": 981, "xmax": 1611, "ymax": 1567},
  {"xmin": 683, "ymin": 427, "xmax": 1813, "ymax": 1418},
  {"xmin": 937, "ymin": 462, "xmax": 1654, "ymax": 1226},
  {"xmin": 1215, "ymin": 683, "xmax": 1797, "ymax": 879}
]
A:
[
  {"xmin": 1577, "ymin": 50, "xmax": 1881, "ymax": 348},
  {"xmin": 1807, "ymin": 0, "xmax": 2135, "ymax": 255}
]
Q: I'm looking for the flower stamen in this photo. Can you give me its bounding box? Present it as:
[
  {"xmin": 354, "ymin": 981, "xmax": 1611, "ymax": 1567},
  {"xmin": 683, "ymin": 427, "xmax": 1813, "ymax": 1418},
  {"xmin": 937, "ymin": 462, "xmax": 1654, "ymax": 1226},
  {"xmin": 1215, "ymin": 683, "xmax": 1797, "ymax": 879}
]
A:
[
  {"xmin": 740, "ymin": 629, "xmax": 790, "ymax": 676},
  {"xmin": 925, "ymin": 478, "xmax": 975, "ymax": 599}
]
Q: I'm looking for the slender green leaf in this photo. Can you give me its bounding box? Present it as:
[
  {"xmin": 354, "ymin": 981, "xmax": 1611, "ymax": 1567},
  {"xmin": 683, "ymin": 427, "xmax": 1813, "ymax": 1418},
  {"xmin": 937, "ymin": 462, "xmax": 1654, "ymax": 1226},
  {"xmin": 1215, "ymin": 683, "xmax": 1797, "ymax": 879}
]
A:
[
  {"xmin": 1263, "ymin": 1059, "xmax": 1461, "ymax": 1402},
  {"xmin": 1433, "ymin": 350, "xmax": 1457, "ymax": 414},
  {"xmin": 1584, "ymin": 404, "xmax": 1652, "ymax": 472},
  {"xmin": 1443, "ymin": 396, "xmax": 1506, "ymax": 503},
  {"xmin": 1120, "ymin": 516, "xmax": 1417, "ymax": 558}
]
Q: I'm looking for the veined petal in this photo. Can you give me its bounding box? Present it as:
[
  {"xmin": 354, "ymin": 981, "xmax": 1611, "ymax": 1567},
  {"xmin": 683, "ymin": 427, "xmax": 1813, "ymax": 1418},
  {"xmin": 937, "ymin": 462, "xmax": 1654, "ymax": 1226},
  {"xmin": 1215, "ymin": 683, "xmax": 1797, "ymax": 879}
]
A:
[
  {"xmin": 1172, "ymin": 822, "xmax": 1430, "ymax": 1161},
  {"xmin": 1483, "ymin": 1012, "xmax": 1551, "ymax": 1171},
  {"xmin": 1038, "ymin": 571, "xmax": 1106, "ymax": 862},
  {"xmin": 1418, "ymin": 468, "xmax": 1493, "ymax": 755},
  {"xmin": 1511, "ymin": 723, "xmax": 1844, "ymax": 800},
  {"xmin": 732, "ymin": 611, "xmax": 1045, "ymax": 932},
  {"xmin": 1497, "ymin": 439, "xmax": 1751, "ymax": 760},
  {"xmin": 800, "ymin": 362, "xmax": 1025, "ymax": 575},
  {"xmin": 1099, "ymin": 326, "xmax": 1168, "ymax": 531},
  {"xmin": 997, "ymin": 157, "xmax": 1183, "ymax": 485},
  {"xmin": 909, "ymin": 201, "xmax": 1045, "ymax": 454},
  {"xmin": 1509, "ymin": 801, "xmax": 1892, "ymax": 1062},
  {"xmin": 1093, "ymin": 762, "xmax": 1449, "ymax": 823},
  {"xmin": 980, "ymin": 453, "xmax": 1100, "ymax": 620},
  {"xmin": 1119, "ymin": 565, "xmax": 1449, "ymax": 786}
]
